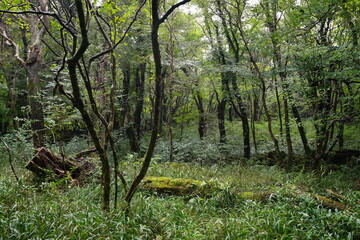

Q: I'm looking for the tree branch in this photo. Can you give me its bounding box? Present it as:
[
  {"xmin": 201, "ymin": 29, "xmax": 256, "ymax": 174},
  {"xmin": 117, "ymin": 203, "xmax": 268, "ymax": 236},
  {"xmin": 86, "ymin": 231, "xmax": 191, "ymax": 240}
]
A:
[
  {"xmin": 0, "ymin": 138, "xmax": 19, "ymax": 181},
  {"xmin": 158, "ymin": 0, "xmax": 191, "ymax": 24},
  {"xmin": 88, "ymin": 0, "xmax": 147, "ymax": 66},
  {"xmin": 328, "ymin": 113, "xmax": 357, "ymax": 129},
  {"xmin": 0, "ymin": 9, "xmax": 76, "ymax": 36},
  {"xmin": 0, "ymin": 27, "xmax": 27, "ymax": 69}
]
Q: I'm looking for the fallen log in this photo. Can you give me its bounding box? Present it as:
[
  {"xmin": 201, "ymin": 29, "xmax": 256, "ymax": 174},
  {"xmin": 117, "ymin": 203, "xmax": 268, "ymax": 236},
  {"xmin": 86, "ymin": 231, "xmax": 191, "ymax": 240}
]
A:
[
  {"xmin": 142, "ymin": 177, "xmax": 352, "ymax": 211},
  {"xmin": 142, "ymin": 176, "xmax": 272, "ymax": 201},
  {"xmin": 286, "ymin": 185, "xmax": 350, "ymax": 211},
  {"xmin": 26, "ymin": 147, "xmax": 95, "ymax": 182},
  {"xmin": 142, "ymin": 176, "xmax": 210, "ymax": 196}
]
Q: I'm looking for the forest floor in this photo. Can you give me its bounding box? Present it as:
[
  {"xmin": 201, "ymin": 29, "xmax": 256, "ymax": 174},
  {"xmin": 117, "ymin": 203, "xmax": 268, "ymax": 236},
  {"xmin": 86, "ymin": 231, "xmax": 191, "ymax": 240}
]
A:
[{"xmin": 1, "ymin": 152, "xmax": 359, "ymax": 240}]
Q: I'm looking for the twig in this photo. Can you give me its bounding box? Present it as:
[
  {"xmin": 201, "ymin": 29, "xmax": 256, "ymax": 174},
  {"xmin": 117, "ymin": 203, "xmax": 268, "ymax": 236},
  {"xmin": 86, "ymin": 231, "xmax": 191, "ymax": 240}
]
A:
[
  {"xmin": 0, "ymin": 9, "xmax": 76, "ymax": 35},
  {"xmin": 0, "ymin": 138, "xmax": 19, "ymax": 181},
  {"xmin": 88, "ymin": 0, "xmax": 147, "ymax": 67}
]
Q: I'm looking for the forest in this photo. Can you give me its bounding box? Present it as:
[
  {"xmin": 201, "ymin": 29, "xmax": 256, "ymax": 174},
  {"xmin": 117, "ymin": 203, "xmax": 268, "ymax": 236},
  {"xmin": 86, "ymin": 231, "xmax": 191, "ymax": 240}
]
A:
[{"xmin": 0, "ymin": 0, "xmax": 359, "ymax": 239}]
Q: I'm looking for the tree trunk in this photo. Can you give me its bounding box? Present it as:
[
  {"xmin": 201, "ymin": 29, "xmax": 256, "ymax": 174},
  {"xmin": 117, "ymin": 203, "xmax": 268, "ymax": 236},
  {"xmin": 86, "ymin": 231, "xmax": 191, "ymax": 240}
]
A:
[
  {"xmin": 27, "ymin": 61, "xmax": 45, "ymax": 148},
  {"xmin": 196, "ymin": 91, "xmax": 206, "ymax": 139},
  {"xmin": 237, "ymin": 12, "xmax": 280, "ymax": 154},
  {"xmin": 3, "ymin": 69, "xmax": 19, "ymax": 130},
  {"xmin": 338, "ymin": 122, "xmax": 344, "ymax": 150},
  {"xmin": 274, "ymin": 78, "xmax": 283, "ymax": 137},
  {"xmin": 182, "ymin": 67, "xmax": 207, "ymax": 140},
  {"xmin": 291, "ymin": 104, "xmax": 312, "ymax": 156},
  {"xmin": 0, "ymin": 0, "xmax": 48, "ymax": 147},
  {"xmin": 67, "ymin": 0, "xmax": 111, "ymax": 211},
  {"xmin": 95, "ymin": 44, "xmax": 108, "ymax": 145},
  {"xmin": 124, "ymin": 0, "xmax": 191, "ymax": 207},
  {"xmin": 120, "ymin": 64, "xmax": 131, "ymax": 127},
  {"xmin": 283, "ymin": 95, "xmax": 293, "ymax": 167},
  {"xmin": 230, "ymin": 74, "xmax": 251, "ymax": 159},
  {"xmin": 134, "ymin": 63, "xmax": 146, "ymax": 144},
  {"xmin": 217, "ymin": 98, "xmax": 227, "ymax": 144}
]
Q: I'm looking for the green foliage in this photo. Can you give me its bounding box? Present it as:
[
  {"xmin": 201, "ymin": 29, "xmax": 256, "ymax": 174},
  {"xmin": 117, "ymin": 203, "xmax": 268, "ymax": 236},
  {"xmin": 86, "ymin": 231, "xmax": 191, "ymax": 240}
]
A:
[
  {"xmin": 1, "ymin": 150, "xmax": 359, "ymax": 239},
  {"xmin": 0, "ymin": 79, "xmax": 11, "ymax": 133}
]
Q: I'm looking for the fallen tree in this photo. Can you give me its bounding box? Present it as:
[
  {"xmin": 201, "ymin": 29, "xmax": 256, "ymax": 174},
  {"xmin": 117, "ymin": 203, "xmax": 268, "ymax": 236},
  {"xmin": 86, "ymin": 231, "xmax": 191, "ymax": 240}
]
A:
[
  {"xmin": 26, "ymin": 147, "xmax": 95, "ymax": 183},
  {"xmin": 142, "ymin": 176, "xmax": 354, "ymax": 212}
]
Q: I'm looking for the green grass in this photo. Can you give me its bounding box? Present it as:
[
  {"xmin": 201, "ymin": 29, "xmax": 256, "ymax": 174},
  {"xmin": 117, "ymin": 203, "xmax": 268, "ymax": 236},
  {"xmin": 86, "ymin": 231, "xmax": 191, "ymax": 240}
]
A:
[{"xmin": 1, "ymin": 155, "xmax": 359, "ymax": 240}]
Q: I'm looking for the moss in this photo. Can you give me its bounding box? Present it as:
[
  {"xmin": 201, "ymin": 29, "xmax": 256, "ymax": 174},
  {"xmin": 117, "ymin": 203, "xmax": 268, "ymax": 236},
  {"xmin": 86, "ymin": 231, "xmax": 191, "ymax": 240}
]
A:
[
  {"xmin": 238, "ymin": 191, "xmax": 273, "ymax": 201},
  {"xmin": 143, "ymin": 177, "xmax": 351, "ymax": 211},
  {"xmin": 310, "ymin": 193, "xmax": 349, "ymax": 211},
  {"xmin": 142, "ymin": 176, "xmax": 208, "ymax": 196},
  {"xmin": 285, "ymin": 184, "xmax": 350, "ymax": 211},
  {"xmin": 142, "ymin": 176, "xmax": 272, "ymax": 201}
]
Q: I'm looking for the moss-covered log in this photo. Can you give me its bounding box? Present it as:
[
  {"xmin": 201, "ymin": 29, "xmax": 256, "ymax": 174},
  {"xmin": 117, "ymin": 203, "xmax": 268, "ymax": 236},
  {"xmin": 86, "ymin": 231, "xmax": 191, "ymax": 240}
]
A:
[
  {"xmin": 237, "ymin": 191, "xmax": 274, "ymax": 201},
  {"xmin": 142, "ymin": 176, "xmax": 272, "ymax": 200},
  {"xmin": 310, "ymin": 193, "xmax": 349, "ymax": 211},
  {"xmin": 142, "ymin": 176, "xmax": 210, "ymax": 196},
  {"xmin": 143, "ymin": 177, "xmax": 352, "ymax": 211},
  {"xmin": 286, "ymin": 185, "xmax": 350, "ymax": 211}
]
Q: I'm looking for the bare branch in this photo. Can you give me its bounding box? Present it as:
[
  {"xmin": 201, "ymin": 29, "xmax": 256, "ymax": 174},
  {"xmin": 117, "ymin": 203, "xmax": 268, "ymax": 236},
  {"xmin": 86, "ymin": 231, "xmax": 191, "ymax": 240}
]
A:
[
  {"xmin": 158, "ymin": 0, "xmax": 191, "ymax": 24},
  {"xmin": 88, "ymin": 0, "xmax": 147, "ymax": 66},
  {"xmin": 0, "ymin": 137, "xmax": 19, "ymax": 181},
  {"xmin": 328, "ymin": 114, "xmax": 357, "ymax": 129},
  {"xmin": 0, "ymin": 9, "xmax": 76, "ymax": 36},
  {"xmin": 0, "ymin": 27, "xmax": 27, "ymax": 69}
]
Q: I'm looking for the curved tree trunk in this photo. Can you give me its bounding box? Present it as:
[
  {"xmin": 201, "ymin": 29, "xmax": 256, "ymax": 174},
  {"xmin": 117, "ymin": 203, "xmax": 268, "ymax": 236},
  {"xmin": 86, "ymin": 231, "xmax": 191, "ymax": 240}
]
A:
[{"xmin": 124, "ymin": 0, "xmax": 191, "ymax": 207}]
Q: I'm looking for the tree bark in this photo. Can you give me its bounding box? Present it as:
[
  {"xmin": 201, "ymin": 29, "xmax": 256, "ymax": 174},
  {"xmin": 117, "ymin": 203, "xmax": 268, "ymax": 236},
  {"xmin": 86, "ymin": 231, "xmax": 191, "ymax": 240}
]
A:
[
  {"xmin": 27, "ymin": 59, "xmax": 45, "ymax": 148},
  {"xmin": 124, "ymin": 0, "xmax": 191, "ymax": 207},
  {"xmin": 217, "ymin": 98, "xmax": 227, "ymax": 144},
  {"xmin": 234, "ymin": 2, "xmax": 279, "ymax": 154},
  {"xmin": 66, "ymin": 0, "xmax": 111, "ymax": 211},
  {"xmin": 261, "ymin": 0, "xmax": 294, "ymax": 165},
  {"xmin": 134, "ymin": 63, "xmax": 146, "ymax": 144},
  {"xmin": 0, "ymin": 0, "xmax": 48, "ymax": 147}
]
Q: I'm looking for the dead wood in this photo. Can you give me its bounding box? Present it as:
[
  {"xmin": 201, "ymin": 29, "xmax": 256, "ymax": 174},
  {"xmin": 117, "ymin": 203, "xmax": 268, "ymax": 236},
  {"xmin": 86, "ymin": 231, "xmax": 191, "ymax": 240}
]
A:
[
  {"xmin": 74, "ymin": 148, "xmax": 97, "ymax": 160},
  {"xmin": 142, "ymin": 177, "xmax": 353, "ymax": 211},
  {"xmin": 286, "ymin": 185, "xmax": 350, "ymax": 211},
  {"xmin": 142, "ymin": 176, "xmax": 273, "ymax": 201},
  {"xmin": 0, "ymin": 137, "xmax": 18, "ymax": 181},
  {"xmin": 142, "ymin": 176, "xmax": 209, "ymax": 196},
  {"xmin": 26, "ymin": 147, "xmax": 95, "ymax": 182}
]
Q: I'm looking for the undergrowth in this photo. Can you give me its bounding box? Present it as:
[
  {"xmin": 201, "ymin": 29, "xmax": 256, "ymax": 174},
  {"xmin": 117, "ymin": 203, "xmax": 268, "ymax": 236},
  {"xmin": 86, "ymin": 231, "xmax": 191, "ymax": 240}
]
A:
[
  {"xmin": 0, "ymin": 128, "xmax": 359, "ymax": 239},
  {"xmin": 1, "ymin": 155, "xmax": 359, "ymax": 239}
]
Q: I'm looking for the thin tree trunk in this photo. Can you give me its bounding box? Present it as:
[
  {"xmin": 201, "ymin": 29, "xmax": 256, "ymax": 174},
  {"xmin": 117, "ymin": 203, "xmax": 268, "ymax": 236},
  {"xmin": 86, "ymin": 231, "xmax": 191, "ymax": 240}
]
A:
[
  {"xmin": 230, "ymin": 75, "xmax": 251, "ymax": 159},
  {"xmin": 195, "ymin": 91, "xmax": 206, "ymax": 139},
  {"xmin": 124, "ymin": 0, "xmax": 191, "ymax": 208},
  {"xmin": 167, "ymin": 37, "xmax": 174, "ymax": 162},
  {"xmin": 217, "ymin": 98, "xmax": 227, "ymax": 144},
  {"xmin": 27, "ymin": 60, "xmax": 45, "ymax": 147},
  {"xmin": 134, "ymin": 63, "xmax": 146, "ymax": 144},
  {"xmin": 3, "ymin": 70, "xmax": 19, "ymax": 130},
  {"xmin": 121, "ymin": 64, "xmax": 131, "ymax": 127},
  {"xmin": 338, "ymin": 123, "xmax": 344, "ymax": 150},
  {"xmin": 291, "ymin": 104, "xmax": 312, "ymax": 156},
  {"xmin": 274, "ymin": 77, "xmax": 283, "ymax": 137},
  {"xmin": 67, "ymin": 0, "xmax": 111, "ymax": 211},
  {"xmin": 283, "ymin": 95, "xmax": 293, "ymax": 167},
  {"xmin": 237, "ymin": 11, "xmax": 280, "ymax": 154}
]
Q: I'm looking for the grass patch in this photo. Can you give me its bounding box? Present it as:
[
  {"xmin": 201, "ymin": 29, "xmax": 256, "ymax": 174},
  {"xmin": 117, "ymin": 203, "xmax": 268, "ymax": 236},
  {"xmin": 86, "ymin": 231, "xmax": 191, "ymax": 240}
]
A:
[{"xmin": 0, "ymin": 157, "xmax": 359, "ymax": 239}]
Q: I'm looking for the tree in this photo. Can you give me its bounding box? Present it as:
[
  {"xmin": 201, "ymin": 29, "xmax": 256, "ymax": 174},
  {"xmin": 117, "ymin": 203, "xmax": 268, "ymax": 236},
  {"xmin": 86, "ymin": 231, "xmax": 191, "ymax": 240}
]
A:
[
  {"xmin": 0, "ymin": 0, "xmax": 48, "ymax": 147},
  {"xmin": 124, "ymin": 0, "xmax": 191, "ymax": 208}
]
